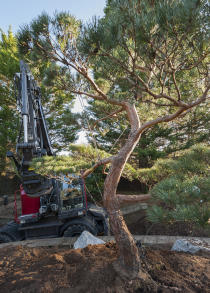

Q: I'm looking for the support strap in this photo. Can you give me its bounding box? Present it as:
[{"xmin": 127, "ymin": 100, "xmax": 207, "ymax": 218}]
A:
[{"xmin": 14, "ymin": 190, "xmax": 20, "ymax": 223}]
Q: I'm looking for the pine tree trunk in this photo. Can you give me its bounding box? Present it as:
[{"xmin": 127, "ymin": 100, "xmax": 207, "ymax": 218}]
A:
[{"xmin": 103, "ymin": 103, "xmax": 142, "ymax": 279}]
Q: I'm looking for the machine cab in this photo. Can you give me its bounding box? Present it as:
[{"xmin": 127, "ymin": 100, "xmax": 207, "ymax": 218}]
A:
[{"xmin": 59, "ymin": 175, "xmax": 87, "ymax": 219}]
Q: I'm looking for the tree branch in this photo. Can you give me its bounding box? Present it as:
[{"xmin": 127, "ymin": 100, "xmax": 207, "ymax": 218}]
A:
[
  {"xmin": 172, "ymin": 70, "xmax": 181, "ymax": 100},
  {"xmin": 138, "ymin": 85, "xmax": 209, "ymax": 135},
  {"xmin": 99, "ymin": 49, "xmax": 186, "ymax": 107},
  {"xmin": 143, "ymin": 99, "xmax": 174, "ymax": 107},
  {"xmin": 81, "ymin": 156, "xmax": 114, "ymax": 178},
  {"xmin": 124, "ymin": 103, "xmax": 140, "ymax": 131},
  {"xmin": 117, "ymin": 193, "xmax": 151, "ymax": 204},
  {"xmin": 71, "ymin": 90, "xmax": 104, "ymax": 101},
  {"xmin": 71, "ymin": 90, "xmax": 126, "ymax": 107},
  {"xmin": 92, "ymin": 107, "xmax": 124, "ymax": 128},
  {"xmin": 137, "ymin": 107, "xmax": 186, "ymax": 135}
]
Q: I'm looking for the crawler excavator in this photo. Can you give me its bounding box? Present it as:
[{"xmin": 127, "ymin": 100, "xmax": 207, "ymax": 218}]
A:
[{"xmin": 0, "ymin": 61, "xmax": 109, "ymax": 243}]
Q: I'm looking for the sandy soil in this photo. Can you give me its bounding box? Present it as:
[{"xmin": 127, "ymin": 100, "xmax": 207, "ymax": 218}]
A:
[{"xmin": 0, "ymin": 242, "xmax": 209, "ymax": 293}]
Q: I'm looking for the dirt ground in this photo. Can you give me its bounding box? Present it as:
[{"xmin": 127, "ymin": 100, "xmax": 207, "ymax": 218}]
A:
[
  {"xmin": 0, "ymin": 194, "xmax": 209, "ymax": 292},
  {"xmin": 0, "ymin": 242, "xmax": 209, "ymax": 293},
  {"xmin": 0, "ymin": 195, "xmax": 22, "ymax": 226}
]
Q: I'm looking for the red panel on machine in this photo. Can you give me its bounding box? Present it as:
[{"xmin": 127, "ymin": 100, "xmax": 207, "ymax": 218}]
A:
[{"xmin": 20, "ymin": 185, "xmax": 40, "ymax": 215}]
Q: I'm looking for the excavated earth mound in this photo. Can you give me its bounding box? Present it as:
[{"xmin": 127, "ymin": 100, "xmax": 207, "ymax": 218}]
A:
[{"xmin": 0, "ymin": 242, "xmax": 209, "ymax": 293}]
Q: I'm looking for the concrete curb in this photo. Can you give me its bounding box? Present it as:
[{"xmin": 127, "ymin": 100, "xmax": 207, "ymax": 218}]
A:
[
  {"xmin": 0, "ymin": 235, "xmax": 209, "ymax": 249},
  {"xmin": 121, "ymin": 203, "xmax": 148, "ymax": 215}
]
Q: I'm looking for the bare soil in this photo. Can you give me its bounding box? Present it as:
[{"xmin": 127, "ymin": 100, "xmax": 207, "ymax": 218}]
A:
[
  {"xmin": 0, "ymin": 194, "xmax": 209, "ymax": 292},
  {"xmin": 0, "ymin": 242, "xmax": 209, "ymax": 293}
]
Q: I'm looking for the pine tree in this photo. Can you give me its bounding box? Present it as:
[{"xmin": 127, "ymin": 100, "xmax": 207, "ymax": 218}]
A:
[
  {"xmin": 146, "ymin": 144, "xmax": 210, "ymax": 229},
  {"xmin": 0, "ymin": 29, "xmax": 19, "ymax": 173},
  {"xmin": 17, "ymin": 1, "xmax": 209, "ymax": 279}
]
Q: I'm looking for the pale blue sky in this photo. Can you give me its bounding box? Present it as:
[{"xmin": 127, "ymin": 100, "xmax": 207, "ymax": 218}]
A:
[{"xmin": 0, "ymin": 0, "xmax": 106, "ymax": 33}]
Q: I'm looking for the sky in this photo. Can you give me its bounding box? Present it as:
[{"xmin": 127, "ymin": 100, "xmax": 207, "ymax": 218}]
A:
[{"xmin": 0, "ymin": 0, "xmax": 106, "ymax": 33}]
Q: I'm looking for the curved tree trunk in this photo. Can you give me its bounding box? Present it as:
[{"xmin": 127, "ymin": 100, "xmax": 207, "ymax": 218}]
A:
[{"xmin": 103, "ymin": 103, "xmax": 143, "ymax": 279}]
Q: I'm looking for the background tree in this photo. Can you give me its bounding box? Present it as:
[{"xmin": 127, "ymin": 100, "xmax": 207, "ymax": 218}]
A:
[
  {"xmin": 31, "ymin": 63, "xmax": 81, "ymax": 152},
  {"xmin": 0, "ymin": 29, "xmax": 19, "ymax": 173},
  {"xmin": 86, "ymin": 97, "xmax": 210, "ymax": 170},
  {"xmin": 0, "ymin": 29, "xmax": 81, "ymax": 176},
  {"xmin": 18, "ymin": 0, "xmax": 209, "ymax": 279},
  {"xmin": 145, "ymin": 144, "xmax": 210, "ymax": 230}
]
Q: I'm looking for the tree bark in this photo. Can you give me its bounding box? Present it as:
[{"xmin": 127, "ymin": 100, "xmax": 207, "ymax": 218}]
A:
[
  {"xmin": 103, "ymin": 103, "xmax": 143, "ymax": 279},
  {"xmin": 117, "ymin": 193, "xmax": 151, "ymax": 204}
]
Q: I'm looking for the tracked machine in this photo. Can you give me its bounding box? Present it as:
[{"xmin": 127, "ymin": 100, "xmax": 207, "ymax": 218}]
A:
[{"xmin": 0, "ymin": 61, "xmax": 109, "ymax": 243}]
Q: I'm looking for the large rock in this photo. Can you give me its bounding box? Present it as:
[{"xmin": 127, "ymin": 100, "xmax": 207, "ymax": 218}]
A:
[
  {"xmin": 73, "ymin": 231, "xmax": 105, "ymax": 249},
  {"xmin": 171, "ymin": 238, "xmax": 210, "ymax": 255}
]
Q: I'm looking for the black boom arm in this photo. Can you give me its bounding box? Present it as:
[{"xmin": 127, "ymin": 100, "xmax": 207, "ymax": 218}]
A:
[{"xmin": 9, "ymin": 61, "xmax": 54, "ymax": 197}]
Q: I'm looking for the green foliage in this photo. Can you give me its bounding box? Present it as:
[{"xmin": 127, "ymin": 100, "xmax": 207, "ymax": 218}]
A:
[
  {"xmin": 85, "ymin": 97, "xmax": 210, "ymax": 171},
  {"xmin": 80, "ymin": 0, "xmax": 209, "ymax": 107},
  {"xmin": 18, "ymin": 12, "xmax": 81, "ymax": 66},
  {"xmin": 18, "ymin": 2, "xmax": 209, "ymax": 114},
  {"xmin": 17, "ymin": 13, "xmax": 84, "ymax": 152},
  {"xmin": 0, "ymin": 29, "xmax": 19, "ymax": 172},
  {"xmin": 0, "ymin": 29, "xmax": 19, "ymax": 77},
  {"xmin": 84, "ymin": 166, "xmax": 105, "ymax": 203},
  {"xmin": 31, "ymin": 143, "xmax": 138, "ymax": 200},
  {"xmin": 138, "ymin": 144, "xmax": 210, "ymax": 186},
  {"xmin": 84, "ymin": 99, "xmax": 129, "ymax": 154},
  {"xmin": 147, "ymin": 205, "xmax": 168, "ymax": 223},
  {"xmin": 146, "ymin": 144, "xmax": 210, "ymax": 228},
  {"xmin": 47, "ymin": 108, "xmax": 80, "ymax": 152},
  {"xmin": 0, "ymin": 24, "xmax": 82, "ymax": 176},
  {"xmin": 79, "ymin": 0, "xmax": 209, "ymax": 170},
  {"xmin": 35, "ymin": 65, "xmax": 81, "ymax": 152},
  {"xmin": 30, "ymin": 145, "xmax": 106, "ymax": 201},
  {"xmin": 32, "ymin": 144, "xmax": 115, "ymax": 176}
]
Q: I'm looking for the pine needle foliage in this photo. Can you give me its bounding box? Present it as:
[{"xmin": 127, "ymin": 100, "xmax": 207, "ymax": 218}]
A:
[
  {"xmin": 146, "ymin": 144, "xmax": 210, "ymax": 227},
  {"xmin": 34, "ymin": 143, "xmax": 135, "ymax": 173},
  {"xmin": 0, "ymin": 29, "xmax": 19, "ymax": 173},
  {"xmin": 138, "ymin": 144, "xmax": 210, "ymax": 185},
  {"xmin": 31, "ymin": 144, "xmax": 138, "ymax": 199}
]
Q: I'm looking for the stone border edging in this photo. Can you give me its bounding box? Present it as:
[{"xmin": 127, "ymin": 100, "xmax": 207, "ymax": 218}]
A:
[{"xmin": 0, "ymin": 235, "xmax": 209, "ymax": 249}]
